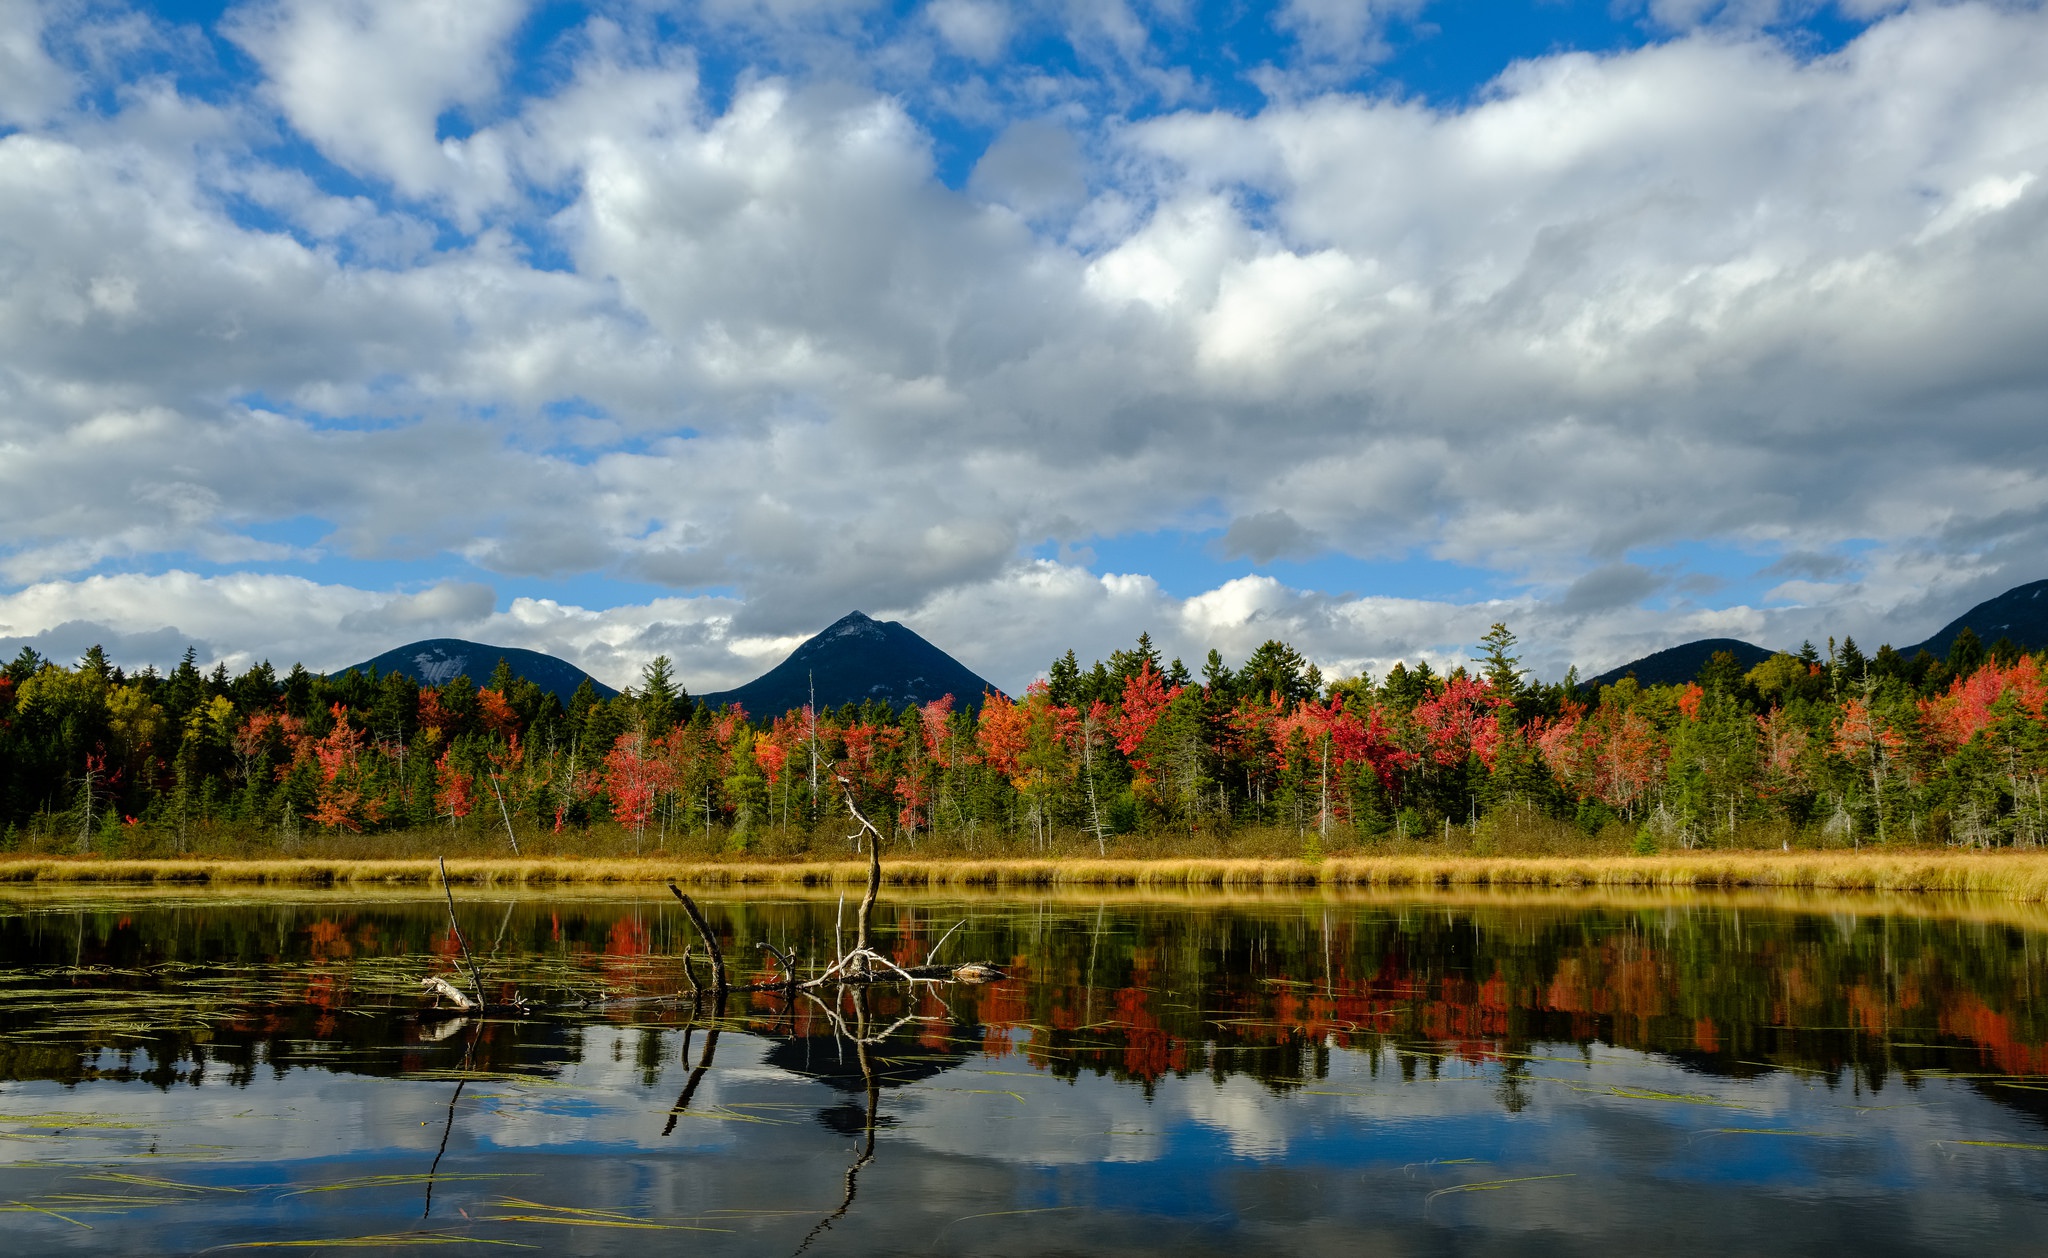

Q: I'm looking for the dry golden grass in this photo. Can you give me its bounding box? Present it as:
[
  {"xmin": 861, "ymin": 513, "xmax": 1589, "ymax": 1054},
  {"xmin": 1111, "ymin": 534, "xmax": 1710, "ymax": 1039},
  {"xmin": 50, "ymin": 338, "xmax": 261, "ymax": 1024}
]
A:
[{"xmin": 12, "ymin": 850, "xmax": 2048, "ymax": 902}]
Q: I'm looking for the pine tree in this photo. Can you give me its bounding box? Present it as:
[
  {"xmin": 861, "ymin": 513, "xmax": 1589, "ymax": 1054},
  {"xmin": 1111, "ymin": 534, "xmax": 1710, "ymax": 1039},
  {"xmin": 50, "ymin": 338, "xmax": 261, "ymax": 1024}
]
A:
[
  {"xmin": 1476, "ymin": 623, "xmax": 1526, "ymax": 698},
  {"xmin": 1947, "ymin": 627, "xmax": 1985, "ymax": 678}
]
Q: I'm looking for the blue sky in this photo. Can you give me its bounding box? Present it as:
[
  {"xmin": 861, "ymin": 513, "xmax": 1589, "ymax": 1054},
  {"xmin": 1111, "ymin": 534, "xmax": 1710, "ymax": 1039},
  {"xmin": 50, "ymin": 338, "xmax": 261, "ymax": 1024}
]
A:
[{"xmin": 1, "ymin": 0, "xmax": 2044, "ymax": 690}]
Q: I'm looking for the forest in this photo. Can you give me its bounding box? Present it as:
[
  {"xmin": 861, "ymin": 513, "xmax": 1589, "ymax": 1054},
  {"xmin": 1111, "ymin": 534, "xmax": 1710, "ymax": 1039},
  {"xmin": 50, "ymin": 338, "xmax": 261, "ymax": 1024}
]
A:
[{"xmin": 0, "ymin": 622, "xmax": 2043, "ymax": 858}]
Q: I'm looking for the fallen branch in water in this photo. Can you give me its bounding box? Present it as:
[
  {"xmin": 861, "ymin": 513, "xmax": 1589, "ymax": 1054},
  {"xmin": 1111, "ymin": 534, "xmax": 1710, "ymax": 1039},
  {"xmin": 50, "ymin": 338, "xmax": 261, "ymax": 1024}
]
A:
[
  {"xmin": 668, "ymin": 884, "xmax": 729, "ymax": 993},
  {"xmin": 757, "ymin": 941, "xmax": 799, "ymax": 989},
  {"xmin": 419, "ymin": 974, "xmax": 475, "ymax": 1011},
  {"xmin": 779, "ymin": 781, "xmax": 1007, "ymax": 989},
  {"xmin": 419, "ymin": 841, "xmax": 1001, "ymax": 1021},
  {"xmin": 438, "ymin": 856, "xmax": 486, "ymax": 1010}
]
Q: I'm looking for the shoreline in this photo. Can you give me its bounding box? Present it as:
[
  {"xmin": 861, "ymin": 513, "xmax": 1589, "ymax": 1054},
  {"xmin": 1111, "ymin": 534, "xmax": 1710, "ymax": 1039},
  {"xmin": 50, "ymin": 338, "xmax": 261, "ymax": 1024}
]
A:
[{"xmin": 8, "ymin": 851, "xmax": 2048, "ymax": 898}]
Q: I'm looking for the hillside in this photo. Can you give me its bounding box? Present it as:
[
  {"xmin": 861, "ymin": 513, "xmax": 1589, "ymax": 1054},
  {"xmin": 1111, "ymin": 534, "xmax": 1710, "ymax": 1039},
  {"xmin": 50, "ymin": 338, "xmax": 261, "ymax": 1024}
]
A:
[
  {"xmin": 1901, "ymin": 578, "xmax": 2048, "ymax": 658},
  {"xmin": 698, "ymin": 611, "xmax": 999, "ymax": 715},
  {"xmin": 1583, "ymin": 637, "xmax": 1777, "ymax": 690},
  {"xmin": 335, "ymin": 638, "xmax": 618, "ymax": 704}
]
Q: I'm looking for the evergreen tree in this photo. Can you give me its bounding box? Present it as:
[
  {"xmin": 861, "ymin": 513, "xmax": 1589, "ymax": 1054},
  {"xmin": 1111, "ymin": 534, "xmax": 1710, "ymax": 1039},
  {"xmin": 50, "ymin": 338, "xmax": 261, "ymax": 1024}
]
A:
[
  {"xmin": 5, "ymin": 646, "xmax": 43, "ymax": 683},
  {"xmin": 1837, "ymin": 635, "xmax": 1868, "ymax": 680},
  {"xmin": 1476, "ymin": 623, "xmax": 1526, "ymax": 697},
  {"xmin": 1947, "ymin": 626, "xmax": 1985, "ymax": 678},
  {"xmin": 164, "ymin": 647, "xmax": 207, "ymax": 724},
  {"xmin": 1200, "ymin": 649, "xmax": 1236, "ymax": 701},
  {"xmin": 1988, "ymin": 635, "xmax": 2023, "ymax": 669},
  {"xmin": 1046, "ymin": 650, "xmax": 1082, "ymax": 708},
  {"xmin": 1109, "ymin": 632, "xmax": 1163, "ymax": 685},
  {"xmin": 638, "ymin": 654, "xmax": 690, "ymax": 731},
  {"xmin": 1239, "ymin": 640, "xmax": 1316, "ymax": 705}
]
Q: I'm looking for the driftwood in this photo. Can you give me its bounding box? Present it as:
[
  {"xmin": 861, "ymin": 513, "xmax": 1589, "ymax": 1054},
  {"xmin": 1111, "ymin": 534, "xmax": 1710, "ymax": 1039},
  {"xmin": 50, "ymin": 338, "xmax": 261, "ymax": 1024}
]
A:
[{"xmin": 419, "ymin": 975, "xmax": 475, "ymax": 1011}]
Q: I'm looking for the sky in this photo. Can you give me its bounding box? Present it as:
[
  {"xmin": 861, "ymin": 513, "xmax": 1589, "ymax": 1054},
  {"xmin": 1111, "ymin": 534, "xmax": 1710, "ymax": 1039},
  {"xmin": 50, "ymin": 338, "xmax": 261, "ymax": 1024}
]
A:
[{"xmin": 0, "ymin": 0, "xmax": 2044, "ymax": 695}]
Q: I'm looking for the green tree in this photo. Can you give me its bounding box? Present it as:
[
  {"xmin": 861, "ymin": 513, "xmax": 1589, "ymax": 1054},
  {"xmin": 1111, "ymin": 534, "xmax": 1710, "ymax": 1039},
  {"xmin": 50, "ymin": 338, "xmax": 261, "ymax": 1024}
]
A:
[
  {"xmin": 1947, "ymin": 627, "xmax": 1985, "ymax": 678},
  {"xmin": 638, "ymin": 655, "xmax": 689, "ymax": 732},
  {"xmin": 1475, "ymin": 623, "xmax": 1526, "ymax": 698}
]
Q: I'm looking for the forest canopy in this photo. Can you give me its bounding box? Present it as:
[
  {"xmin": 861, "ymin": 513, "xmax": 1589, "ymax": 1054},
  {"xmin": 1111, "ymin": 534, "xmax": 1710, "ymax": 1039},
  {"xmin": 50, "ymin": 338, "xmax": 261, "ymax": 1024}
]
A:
[{"xmin": 0, "ymin": 623, "xmax": 2041, "ymax": 856}]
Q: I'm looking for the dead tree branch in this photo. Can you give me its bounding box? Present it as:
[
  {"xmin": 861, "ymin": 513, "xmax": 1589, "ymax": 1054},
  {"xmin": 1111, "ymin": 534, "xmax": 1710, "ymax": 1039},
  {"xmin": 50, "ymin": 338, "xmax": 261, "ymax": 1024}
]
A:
[
  {"xmin": 437, "ymin": 857, "xmax": 486, "ymax": 1010},
  {"xmin": 757, "ymin": 941, "xmax": 799, "ymax": 988},
  {"xmin": 669, "ymin": 884, "xmax": 728, "ymax": 992}
]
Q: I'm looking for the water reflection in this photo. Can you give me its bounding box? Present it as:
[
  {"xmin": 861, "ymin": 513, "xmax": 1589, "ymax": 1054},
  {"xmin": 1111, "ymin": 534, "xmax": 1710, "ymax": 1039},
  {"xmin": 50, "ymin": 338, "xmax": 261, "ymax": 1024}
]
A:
[{"xmin": 3, "ymin": 887, "xmax": 2048, "ymax": 1253}]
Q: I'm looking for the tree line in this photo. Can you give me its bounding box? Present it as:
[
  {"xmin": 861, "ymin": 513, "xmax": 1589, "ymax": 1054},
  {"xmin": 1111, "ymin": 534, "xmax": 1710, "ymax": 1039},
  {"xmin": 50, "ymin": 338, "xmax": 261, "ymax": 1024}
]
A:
[{"xmin": 0, "ymin": 622, "xmax": 2042, "ymax": 854}]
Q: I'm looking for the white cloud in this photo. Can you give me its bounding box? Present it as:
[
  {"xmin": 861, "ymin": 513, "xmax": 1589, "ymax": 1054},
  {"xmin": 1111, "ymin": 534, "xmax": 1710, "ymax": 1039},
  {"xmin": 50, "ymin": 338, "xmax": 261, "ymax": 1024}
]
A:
[
  {"xmin": 0, "ymin": 0, "xmax": 71, "ymax": 126},
  {"xmin": 927, "ymin": 0, "xmax": 1011, "ymax": 63},
  {"xmin": 226, "ymin": 0, "xmax": 529, "ymax": 208},
  {"xmin": 0, "ymin": 2, "xmax": 2045, "ymax": 681}
]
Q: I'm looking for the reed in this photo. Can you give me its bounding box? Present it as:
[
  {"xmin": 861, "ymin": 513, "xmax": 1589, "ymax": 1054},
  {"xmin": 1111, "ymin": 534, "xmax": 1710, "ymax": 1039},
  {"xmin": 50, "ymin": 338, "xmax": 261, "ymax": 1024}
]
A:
[{"xmin": 11, "ymin": 851, "xmax": 2048, "ymax": 900}]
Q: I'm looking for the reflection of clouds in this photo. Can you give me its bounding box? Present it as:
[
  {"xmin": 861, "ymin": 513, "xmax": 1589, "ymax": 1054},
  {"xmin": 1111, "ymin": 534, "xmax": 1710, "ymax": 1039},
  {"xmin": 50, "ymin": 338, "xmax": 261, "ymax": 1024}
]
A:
[
  {"xmin": 8, "ymin": 1026, "xmax": 2048, "ymax": 1257},
  {"xmin": 1171, "ymin": 1075, "xmax": 1292, "ymax": 1160},
  {"xmin": 894, "ymin": 1065, "xmax": 1164, "ymax": 1166}
]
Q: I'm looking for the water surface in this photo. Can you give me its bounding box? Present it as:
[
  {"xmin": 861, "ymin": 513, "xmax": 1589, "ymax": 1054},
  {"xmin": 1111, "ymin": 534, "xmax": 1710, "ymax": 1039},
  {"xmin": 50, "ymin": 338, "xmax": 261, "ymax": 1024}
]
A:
[{"xmin": 5, "ymin": 886, "xmax": 2048, "ymax": 1254}]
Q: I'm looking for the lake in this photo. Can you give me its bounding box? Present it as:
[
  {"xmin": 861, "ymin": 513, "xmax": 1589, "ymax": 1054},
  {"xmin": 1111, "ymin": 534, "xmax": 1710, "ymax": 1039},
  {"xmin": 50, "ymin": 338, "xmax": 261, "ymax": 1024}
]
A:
[{"xmin": 4, "ymin": 884, "xmax": 2048, "ymax": 1254}]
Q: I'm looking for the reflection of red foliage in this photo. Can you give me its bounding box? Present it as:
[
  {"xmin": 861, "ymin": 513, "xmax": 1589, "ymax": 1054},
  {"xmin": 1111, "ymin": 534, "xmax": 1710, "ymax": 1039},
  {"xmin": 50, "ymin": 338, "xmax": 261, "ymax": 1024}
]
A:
[
  {"xmin": 1112, "ymin": 984, "xmax": 1186, "ymax": 1081},
  {"xmin": 1939, "ymin": 992, "xmax": 2048, "ymax": 1076},
  {"xmin": 1693, "ymin": 1018, "xmax": 1720, "ymax": 1054},
  {"xmin": 976, "ymin": 972, "xmax": 1031, "ymax": 1058},
  {"xmin": 306, "ymin": 918, "xmax": 352, "ymax": 960},
  {"xmin": 605, "ymin": 916, "xmax": 650, "ymax": 957}
]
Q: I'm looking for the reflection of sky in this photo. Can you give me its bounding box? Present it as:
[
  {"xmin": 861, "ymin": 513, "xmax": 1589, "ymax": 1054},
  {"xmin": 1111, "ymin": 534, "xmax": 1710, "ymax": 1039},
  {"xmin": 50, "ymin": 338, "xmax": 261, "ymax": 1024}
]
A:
[{"xmin": 7, "ymin": 1025, "xmax": 2048, "ymax": 1254}]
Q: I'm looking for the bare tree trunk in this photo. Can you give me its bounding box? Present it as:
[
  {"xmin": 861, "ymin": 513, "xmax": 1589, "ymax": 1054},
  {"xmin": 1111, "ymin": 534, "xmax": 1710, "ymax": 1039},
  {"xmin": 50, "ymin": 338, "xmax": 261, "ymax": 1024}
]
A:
[
  {"xmin": 669, "ymin": 885, "xmax": 728, "ymax": 992},
  {"xmin": 487, "ymin": 774, "xmax": 522, "ymax": 855}
]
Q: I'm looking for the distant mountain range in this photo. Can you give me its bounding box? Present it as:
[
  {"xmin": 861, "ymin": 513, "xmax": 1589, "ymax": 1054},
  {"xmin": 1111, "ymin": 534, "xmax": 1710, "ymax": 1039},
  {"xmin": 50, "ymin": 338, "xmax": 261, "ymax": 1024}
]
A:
[
  {"xmin": 337, "ymin": 580, "xmax": 2048, "ymax": 716},
  {"xmin": 333, "ymin": 613, "xmax": 996, "ymax": 717},
  {"xmin": 1586, "ymin": 577, "xmax": 2048, "ymax": 689},
  {"xmin": 698, "ymin": 611, "xmax": 999, "ymax": 715},
  {"xmin": 335, "ymin": 638, "xmax": 618, "ymax": 704}
]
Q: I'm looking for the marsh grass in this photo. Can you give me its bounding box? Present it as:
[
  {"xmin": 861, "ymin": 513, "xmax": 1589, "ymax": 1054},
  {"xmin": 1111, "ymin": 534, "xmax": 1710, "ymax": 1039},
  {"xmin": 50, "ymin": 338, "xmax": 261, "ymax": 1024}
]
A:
[{"xmin": 15, "ymin": 849, "xmax": 2048, "ymax": 904}]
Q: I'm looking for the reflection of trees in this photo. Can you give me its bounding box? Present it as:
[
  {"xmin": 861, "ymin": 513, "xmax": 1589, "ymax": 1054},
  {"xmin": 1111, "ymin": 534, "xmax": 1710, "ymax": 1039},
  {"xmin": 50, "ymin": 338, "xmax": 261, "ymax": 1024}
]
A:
[
  {"xmin": 654, "ymin": 981, "xmax": 908, "ymax": 1255},
  {"xmin": 662, "ymin": 989, "xmax": 726, "ymax": 1136},
  {"xmin": 421, "ymin": 1019, "xmax": 478, "ymax": 1220},
  {"xmin": 11, "ymin": 899, "xmax": 2048, "ymax": 1122},
  {"xmin": 790, "ymin": 989, "xmax": 883, "ymax": 1256}
]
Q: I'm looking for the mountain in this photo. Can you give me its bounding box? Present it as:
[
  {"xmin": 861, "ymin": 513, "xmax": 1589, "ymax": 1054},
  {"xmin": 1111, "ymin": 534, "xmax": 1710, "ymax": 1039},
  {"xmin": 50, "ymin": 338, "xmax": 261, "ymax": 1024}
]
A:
[
  {"xmin": 1901, "ymin": 578, "xmax": 2048, "ymax": 658},
  {"xmin": 335, "ymin": 639, "xmax": 618, "ymax": 704},
  {"xmin": 699, "ymin": 611, "xmax": 999, "ymax": 716},
  {"xmin": 1583, "ymin": 637, "xmax": 1777, "ymax": 690}
]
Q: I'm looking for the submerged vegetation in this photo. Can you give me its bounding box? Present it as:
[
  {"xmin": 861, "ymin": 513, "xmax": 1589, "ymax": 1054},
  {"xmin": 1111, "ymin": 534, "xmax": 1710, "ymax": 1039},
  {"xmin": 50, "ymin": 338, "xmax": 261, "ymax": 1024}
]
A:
[{"xmin": 2, "ymin": 621, "xmax": 2045, "ymax": 863}]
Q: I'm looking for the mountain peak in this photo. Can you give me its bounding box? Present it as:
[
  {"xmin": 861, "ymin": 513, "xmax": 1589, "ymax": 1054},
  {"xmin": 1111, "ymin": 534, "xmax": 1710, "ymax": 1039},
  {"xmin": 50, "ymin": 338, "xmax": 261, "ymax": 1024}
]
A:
[
  {"xmin": 335, "ymin": 638, "xmax": 617, "ymax": 704},
  {"xmin": 700, "ymin": 613, "xmax": 996, "ymax": 715},
  {"xmin": 822, "ymin": 610, "xmax": 885, "ymax": 640}
]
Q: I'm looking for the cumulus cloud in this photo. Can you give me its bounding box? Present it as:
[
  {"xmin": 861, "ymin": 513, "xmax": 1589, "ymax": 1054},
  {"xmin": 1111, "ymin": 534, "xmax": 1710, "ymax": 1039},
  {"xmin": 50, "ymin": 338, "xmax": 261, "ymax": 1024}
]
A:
[
  {"xmin": 0, "ymin": 1, "xmax": 2044, "ymax": 686},
  {"xmin": 226, "ymin": 0, "xmax": 529, "ymax": 206}
]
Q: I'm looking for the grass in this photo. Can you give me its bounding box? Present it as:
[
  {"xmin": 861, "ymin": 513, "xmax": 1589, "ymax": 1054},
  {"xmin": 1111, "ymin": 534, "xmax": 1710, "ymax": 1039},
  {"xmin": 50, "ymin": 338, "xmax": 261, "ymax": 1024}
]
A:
[{"xmin": 13, "ymin": 850, "xmax": 2048, "ymax": 901}]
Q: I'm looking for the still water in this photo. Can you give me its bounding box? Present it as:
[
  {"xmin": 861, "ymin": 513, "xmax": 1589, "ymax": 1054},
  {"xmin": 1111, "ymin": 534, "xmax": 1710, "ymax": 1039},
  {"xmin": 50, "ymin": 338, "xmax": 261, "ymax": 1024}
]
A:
[{"xmin": 5, "ymin": 886, "xmax": 2048, "ymax": 1254}]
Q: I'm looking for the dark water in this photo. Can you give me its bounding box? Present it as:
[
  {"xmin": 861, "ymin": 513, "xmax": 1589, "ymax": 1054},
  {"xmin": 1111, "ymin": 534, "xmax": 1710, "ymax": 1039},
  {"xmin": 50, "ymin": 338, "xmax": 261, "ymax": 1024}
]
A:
[{"xmin": 5, "ymin": 887, "xmax": 2048, "ymax": 1255}]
